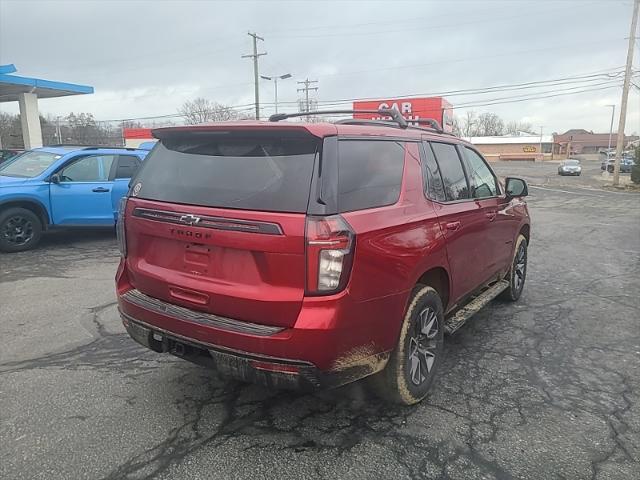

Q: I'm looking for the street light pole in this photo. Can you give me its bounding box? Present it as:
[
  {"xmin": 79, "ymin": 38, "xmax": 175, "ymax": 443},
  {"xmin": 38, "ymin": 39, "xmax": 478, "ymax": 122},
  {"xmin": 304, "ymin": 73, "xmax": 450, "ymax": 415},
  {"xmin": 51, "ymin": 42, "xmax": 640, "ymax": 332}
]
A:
[
  {"xmin": 605, "ymin": 104, "xmax": 615, "ymax": 153},
  {"xmin": 260, "ymin": 73, "xmax": 292, "ymax": 115},
  {"xmin": 539, "ymin": 126, "xmax": 543, "ymax": 163},
  {"xmin": 274, "ymin": 77, "xmax": 279, "ymax": 114}
]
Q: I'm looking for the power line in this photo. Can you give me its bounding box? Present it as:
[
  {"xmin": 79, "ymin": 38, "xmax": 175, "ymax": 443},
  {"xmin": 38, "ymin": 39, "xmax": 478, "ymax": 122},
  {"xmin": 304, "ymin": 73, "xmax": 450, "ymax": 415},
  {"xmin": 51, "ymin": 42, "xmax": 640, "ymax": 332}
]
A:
[
  {"xmin": 310, "ymin": 84, "xmax": 625, "ymax": 119},
  {"xmin": 93, "ymin": 68, "xmax": 634, "ymax": 123},
  {"xmin": 98, "ymin": 104, "xmax": 256, "ymax": 123},
  {"xmin": 271, "ymin": 67, "xmax": 627, "ymax": 106},
  {"xmin": 97, "ymin": 81, "xmax": 624, "ymax": 123},
  {"xmin": 450, "ymin": 83, "xmax": 625, "ymax": 110},
  {"xmin": 308, "ymin": 39, "xmax": 626, "ymax": 81}
]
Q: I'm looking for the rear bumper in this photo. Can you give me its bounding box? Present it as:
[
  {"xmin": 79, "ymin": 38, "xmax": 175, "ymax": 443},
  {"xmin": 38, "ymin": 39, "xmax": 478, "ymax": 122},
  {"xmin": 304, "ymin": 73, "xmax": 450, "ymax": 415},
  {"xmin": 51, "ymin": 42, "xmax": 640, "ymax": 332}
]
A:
[{"xmin": 121, "ymin": 310, "xmax": 388, "ymax": 390}]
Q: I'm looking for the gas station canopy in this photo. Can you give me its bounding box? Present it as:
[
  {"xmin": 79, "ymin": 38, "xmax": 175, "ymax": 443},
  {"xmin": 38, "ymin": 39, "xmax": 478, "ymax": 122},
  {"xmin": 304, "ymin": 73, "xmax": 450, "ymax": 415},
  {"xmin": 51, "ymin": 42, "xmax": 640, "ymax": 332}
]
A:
[{"xmin": 0, "ymin": 64, "xmax": 94, "ymax": 148}]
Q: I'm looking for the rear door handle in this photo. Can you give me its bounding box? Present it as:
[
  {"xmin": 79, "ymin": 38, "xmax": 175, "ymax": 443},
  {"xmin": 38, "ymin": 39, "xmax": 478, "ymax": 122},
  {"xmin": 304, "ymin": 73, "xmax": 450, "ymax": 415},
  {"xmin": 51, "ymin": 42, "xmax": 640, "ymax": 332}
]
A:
[
  {"xmin": 486, "ymin": 211, "xmax": 497, "ymax": 221},
  {"xmin": 445, "ymin": 221, "xmax": 461, "ymax": 231},
  {"xmin": 92, "ymin": 187, "xmax": 110, "ymax": 193}
]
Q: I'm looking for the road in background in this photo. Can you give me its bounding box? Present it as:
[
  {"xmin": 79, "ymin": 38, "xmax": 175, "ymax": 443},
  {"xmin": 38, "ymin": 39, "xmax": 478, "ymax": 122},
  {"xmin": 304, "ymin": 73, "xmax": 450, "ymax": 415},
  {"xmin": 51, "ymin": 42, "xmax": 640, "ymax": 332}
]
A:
[
  {"xmin": 1, "ymin": 163, "xmax": 639, "ymax": 480},
  {"xmin": 491, "ymin": 157, "xmax": 628, "ymax": 191}
]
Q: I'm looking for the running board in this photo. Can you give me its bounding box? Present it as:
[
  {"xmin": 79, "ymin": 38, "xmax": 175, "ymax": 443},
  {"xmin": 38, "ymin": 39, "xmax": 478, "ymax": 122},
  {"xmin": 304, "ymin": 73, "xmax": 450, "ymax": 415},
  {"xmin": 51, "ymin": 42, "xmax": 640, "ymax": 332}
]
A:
[{"xmin": 444, "ymin": 280, "xmax": 509, "ymax": 335}]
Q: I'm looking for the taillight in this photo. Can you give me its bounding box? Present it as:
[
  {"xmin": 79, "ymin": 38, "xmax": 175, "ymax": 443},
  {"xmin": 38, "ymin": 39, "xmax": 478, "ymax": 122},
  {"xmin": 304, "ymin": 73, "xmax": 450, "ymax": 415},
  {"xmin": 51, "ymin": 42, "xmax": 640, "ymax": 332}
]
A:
[
  {"xmin": 116, "ymin": 197, "xmax": 128, "ymax": 258},
  {"xmin": 305, "ymin": 215, "xmax": 355, "ymax": 295}
]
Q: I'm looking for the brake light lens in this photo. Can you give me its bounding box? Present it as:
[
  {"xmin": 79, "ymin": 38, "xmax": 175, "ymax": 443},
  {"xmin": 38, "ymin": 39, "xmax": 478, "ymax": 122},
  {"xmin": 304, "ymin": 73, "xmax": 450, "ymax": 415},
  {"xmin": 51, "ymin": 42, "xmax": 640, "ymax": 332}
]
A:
[
  {"xmin": 116, "ymin": 197, "xmax": 128, "ymax": 257},
  {"xmin": 306, "ymin": 215, "xmax": 355, "ymax": 294}
]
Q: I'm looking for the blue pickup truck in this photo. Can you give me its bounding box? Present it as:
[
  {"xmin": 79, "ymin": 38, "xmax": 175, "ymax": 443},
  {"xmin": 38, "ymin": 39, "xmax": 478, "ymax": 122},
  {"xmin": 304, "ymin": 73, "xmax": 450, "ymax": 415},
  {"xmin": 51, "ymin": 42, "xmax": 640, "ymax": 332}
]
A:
[{"xmin": 0, "ymin": 145, "xmax": 149, "ymax": 252}]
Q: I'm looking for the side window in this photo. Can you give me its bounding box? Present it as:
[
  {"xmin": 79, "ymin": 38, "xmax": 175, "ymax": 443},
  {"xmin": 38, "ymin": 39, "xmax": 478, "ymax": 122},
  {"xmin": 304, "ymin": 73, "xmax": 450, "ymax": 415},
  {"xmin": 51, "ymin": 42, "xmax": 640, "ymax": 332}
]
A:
[
  {"xmin": 59, "ymin": 155, "xmax": 115, "ymax": 182},
  {"xmin": 461, "ymin": 147, "xmax": 498, "ymax": 199},
  {"xmin": 114, "ymin": 155, "xmax": 141, "ymax": 179},
  {"xmin": 430, "ymin": 142, "xmax": 470, "ymax": 201},
  {"xmin": 337, "ymin": 140, "xmax": 405, "ymax": 212},
  {"xmin": 420, "ymin": 142, "xmax": 446, "ymax": 202}
]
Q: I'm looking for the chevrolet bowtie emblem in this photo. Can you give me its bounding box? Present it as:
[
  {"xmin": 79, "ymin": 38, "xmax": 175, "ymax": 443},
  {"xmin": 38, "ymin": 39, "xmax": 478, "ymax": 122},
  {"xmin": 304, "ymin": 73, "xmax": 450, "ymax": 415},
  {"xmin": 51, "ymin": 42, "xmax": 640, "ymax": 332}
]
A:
[{"xmin": 179, "ymin": 214, "xmax": 201, "ymax": 226}]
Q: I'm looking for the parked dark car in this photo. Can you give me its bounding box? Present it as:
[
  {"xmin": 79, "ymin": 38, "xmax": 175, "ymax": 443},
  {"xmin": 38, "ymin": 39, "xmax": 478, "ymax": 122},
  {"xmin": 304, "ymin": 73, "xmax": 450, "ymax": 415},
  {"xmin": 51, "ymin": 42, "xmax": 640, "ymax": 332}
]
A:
[
  {"xmin": 116, "ymin": 110, "xmax": 531, "ymax": 405},
  {"xmin": 602, "ymin": 153, "xmax": 635, "ymax": 173},
  {"xmin": 608, "ymin": 156, "xmax": 635, "ymax": 173}
]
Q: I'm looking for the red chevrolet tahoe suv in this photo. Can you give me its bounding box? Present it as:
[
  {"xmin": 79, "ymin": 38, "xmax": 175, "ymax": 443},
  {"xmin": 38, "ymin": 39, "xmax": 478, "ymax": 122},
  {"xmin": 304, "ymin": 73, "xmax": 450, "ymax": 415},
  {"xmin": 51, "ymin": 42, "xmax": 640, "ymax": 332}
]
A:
[{"xmin": 116, "ymin": 109, "xmax": 530, "ymax": 405}]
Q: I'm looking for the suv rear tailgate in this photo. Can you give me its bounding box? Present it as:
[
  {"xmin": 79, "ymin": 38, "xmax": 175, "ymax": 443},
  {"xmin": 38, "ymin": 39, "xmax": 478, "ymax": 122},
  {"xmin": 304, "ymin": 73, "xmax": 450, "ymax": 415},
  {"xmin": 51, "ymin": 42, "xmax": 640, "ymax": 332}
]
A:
[
  {"xmin": 122, "ymin": 128, "xmax": 320, "ymax": 329},
  {"xmin": 125, "ymin": 198, "xmax": 306, "ymax": 328}
]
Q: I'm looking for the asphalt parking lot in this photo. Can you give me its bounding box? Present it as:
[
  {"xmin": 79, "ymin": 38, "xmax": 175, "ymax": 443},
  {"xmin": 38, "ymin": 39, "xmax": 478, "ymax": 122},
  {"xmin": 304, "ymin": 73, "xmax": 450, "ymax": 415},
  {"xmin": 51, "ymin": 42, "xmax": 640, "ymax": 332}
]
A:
[{"xmin": 1, "ymin": 159, "xmax": 639, "ymax": 480}]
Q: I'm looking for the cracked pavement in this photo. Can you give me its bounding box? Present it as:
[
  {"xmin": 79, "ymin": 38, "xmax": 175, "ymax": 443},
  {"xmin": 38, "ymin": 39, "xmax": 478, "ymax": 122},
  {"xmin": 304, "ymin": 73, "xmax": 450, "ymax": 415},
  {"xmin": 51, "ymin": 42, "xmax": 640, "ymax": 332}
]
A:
[{"xmin": 1, "ymin": 159, "xmax": 639, "ymax": 479}]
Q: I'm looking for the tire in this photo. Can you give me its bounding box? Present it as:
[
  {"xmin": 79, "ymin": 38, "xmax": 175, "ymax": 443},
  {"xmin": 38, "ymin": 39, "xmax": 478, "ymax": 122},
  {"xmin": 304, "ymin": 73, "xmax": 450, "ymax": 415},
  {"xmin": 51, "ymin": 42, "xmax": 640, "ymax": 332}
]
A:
[
  {"xmin": 499, "ymin": 234, "xmax": 527, "ymax": 302},
  {"xmin": 371, "ymin": 285, "xmax": 445, "ymax": 405},
  {"xmin": 0, "ymin": 207, "xmax": 43, "ymax": 253}
]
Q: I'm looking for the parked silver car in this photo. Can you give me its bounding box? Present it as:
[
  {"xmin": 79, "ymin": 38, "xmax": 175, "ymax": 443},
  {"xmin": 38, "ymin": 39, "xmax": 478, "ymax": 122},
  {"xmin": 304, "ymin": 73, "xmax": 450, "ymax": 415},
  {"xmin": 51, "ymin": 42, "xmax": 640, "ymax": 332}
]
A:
[{"xmin": 558, "ymin": 159, "xmax": 582, "ymax": 176}]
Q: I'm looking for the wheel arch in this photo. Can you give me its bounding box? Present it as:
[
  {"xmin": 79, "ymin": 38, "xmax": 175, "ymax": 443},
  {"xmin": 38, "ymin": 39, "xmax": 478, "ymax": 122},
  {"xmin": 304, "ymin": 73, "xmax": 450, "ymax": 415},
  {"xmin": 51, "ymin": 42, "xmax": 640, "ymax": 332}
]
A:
[
  {"xmin": 519, "ymin": 223, "xmax": 530, "ymax": 244},
  {"xmin": 416, "ymin": 266, "xmax": 450, "ymax": 312},
  {"xmin": 0, "ymin": 199, "xmax": 50, "ymax": 229}
]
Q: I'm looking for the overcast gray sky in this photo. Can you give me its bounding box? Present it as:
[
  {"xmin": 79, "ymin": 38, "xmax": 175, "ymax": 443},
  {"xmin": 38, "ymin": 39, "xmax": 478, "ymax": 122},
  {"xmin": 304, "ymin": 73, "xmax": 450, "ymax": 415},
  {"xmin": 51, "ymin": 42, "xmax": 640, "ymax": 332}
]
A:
[{"xmin": 1, "ymin": 0, "xmax": 638, "ymax": 134}]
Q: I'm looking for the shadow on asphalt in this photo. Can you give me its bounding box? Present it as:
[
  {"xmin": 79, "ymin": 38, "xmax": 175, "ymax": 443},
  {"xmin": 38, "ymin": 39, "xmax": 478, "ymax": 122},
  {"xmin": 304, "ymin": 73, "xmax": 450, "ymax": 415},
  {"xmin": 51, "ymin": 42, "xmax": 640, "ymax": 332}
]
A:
[{"xmin": 37, "ymin": 228, "xmax": 116, "ymax": 248}]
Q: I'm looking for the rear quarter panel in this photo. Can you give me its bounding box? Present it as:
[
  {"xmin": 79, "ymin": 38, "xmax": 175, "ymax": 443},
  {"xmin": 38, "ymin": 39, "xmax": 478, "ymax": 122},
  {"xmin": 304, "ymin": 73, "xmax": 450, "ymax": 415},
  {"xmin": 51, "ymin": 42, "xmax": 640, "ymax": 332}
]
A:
[{"xmin": 341, "ymin": 142, "xmax": 450, "ymax": 352}]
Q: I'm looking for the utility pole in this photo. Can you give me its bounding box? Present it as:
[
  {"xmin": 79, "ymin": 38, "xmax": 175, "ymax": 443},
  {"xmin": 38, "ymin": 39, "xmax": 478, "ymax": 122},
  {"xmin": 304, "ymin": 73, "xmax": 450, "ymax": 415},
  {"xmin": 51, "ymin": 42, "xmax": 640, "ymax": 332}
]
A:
[
  {"xmin": 297, "ymin": 78, "xmax": 318, "ymax": 113},
  {"xmin": 538, "ymin": 126, "xmax": 544, "ymax": 163},
  {"xmin": 242, "ymin": 32, "xmax": 266, "ymax": 120},
  {"xmin": 612, "ymin": 0, "xmax": 638, "ymax": 186}
]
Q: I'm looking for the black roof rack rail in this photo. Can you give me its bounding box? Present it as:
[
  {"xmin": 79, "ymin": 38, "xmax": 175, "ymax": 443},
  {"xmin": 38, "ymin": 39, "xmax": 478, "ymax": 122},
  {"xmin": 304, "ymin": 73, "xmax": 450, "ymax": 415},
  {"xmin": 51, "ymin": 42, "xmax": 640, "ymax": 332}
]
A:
[
  {"xmin": 405, "ymin": 118, "xmax": 443, "ymax": 132},
  {"xmin": 269, "ymin": 109, "xmax": 458, "ymax": 136},
  {"xmin": 335, "ymin": 119, "xmax": 399, "ymax": 127},
  {"xmin": 336, "ymin": 118, "xmax": 458, "ymax": 137},
  {"xmin": 269, "ymin": 108, "xmax": 409, "ymax": 129}
]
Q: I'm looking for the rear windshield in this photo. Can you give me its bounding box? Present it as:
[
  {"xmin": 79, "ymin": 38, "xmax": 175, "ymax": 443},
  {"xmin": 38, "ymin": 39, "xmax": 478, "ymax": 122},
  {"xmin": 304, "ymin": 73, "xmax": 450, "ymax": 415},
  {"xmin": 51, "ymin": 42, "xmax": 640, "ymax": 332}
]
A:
[{"xmin": 132, "ymin": 132, "xmax": 319, "ymax": 213}]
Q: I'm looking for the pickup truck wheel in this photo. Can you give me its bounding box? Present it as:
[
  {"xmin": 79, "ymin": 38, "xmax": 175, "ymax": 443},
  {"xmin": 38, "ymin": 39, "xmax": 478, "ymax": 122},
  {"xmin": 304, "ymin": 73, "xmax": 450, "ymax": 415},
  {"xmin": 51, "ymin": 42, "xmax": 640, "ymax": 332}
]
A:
[
  {"xmin": 371, "ymin": 285, "xmax": 444, "ymax": 405},
  {"xmin": 500, "ymin": 234, "xmax": 527, "ymax": 302},
  {"xmin": 0, "ymin": 207, "xmax": 43, "ymax": 253}
]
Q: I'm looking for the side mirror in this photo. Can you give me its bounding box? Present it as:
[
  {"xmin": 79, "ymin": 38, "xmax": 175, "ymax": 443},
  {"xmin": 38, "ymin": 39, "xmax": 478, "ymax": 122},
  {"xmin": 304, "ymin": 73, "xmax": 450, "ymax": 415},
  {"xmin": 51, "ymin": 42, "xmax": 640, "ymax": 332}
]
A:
[
  {"xmin": 505, "ymin": 177, "xmax": 528, "ymax": 199},
  {"xmin": 50, "ymin": 173, "xmax": 61, "ymax": 184}
]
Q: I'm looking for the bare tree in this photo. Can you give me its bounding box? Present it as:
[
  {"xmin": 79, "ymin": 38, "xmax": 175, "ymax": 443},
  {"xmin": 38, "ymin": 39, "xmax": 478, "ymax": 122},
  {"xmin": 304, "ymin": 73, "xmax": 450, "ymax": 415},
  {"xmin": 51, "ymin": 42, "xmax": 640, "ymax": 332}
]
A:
[
  {"xmin": 121, "ymin": 120, "xmax": 143, "ymax": 129},
  {"xmin": 451, "ymin": 116, "xmax": 463, "ymax": 136},
  {"xmin": 505, "ymin": 120, "xmax": 535, "ymax": 135},
  {"xmin": 475, "ymin": 112, "xmax": 504, "ymax": 136},
  {"xmin": 178, "ymin": 98, "xmax": 244, "ymax": 125},
  {"xmin": 65, "ymin": 112, "xmax": 102, "ymax": 144},
  {"xmin": 462, "ymin": 111, "xmax": 477, "ymax": 137},
  {"xmin": 0, "ymin": 112, "xmax": 22, "ymax": 148}
]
